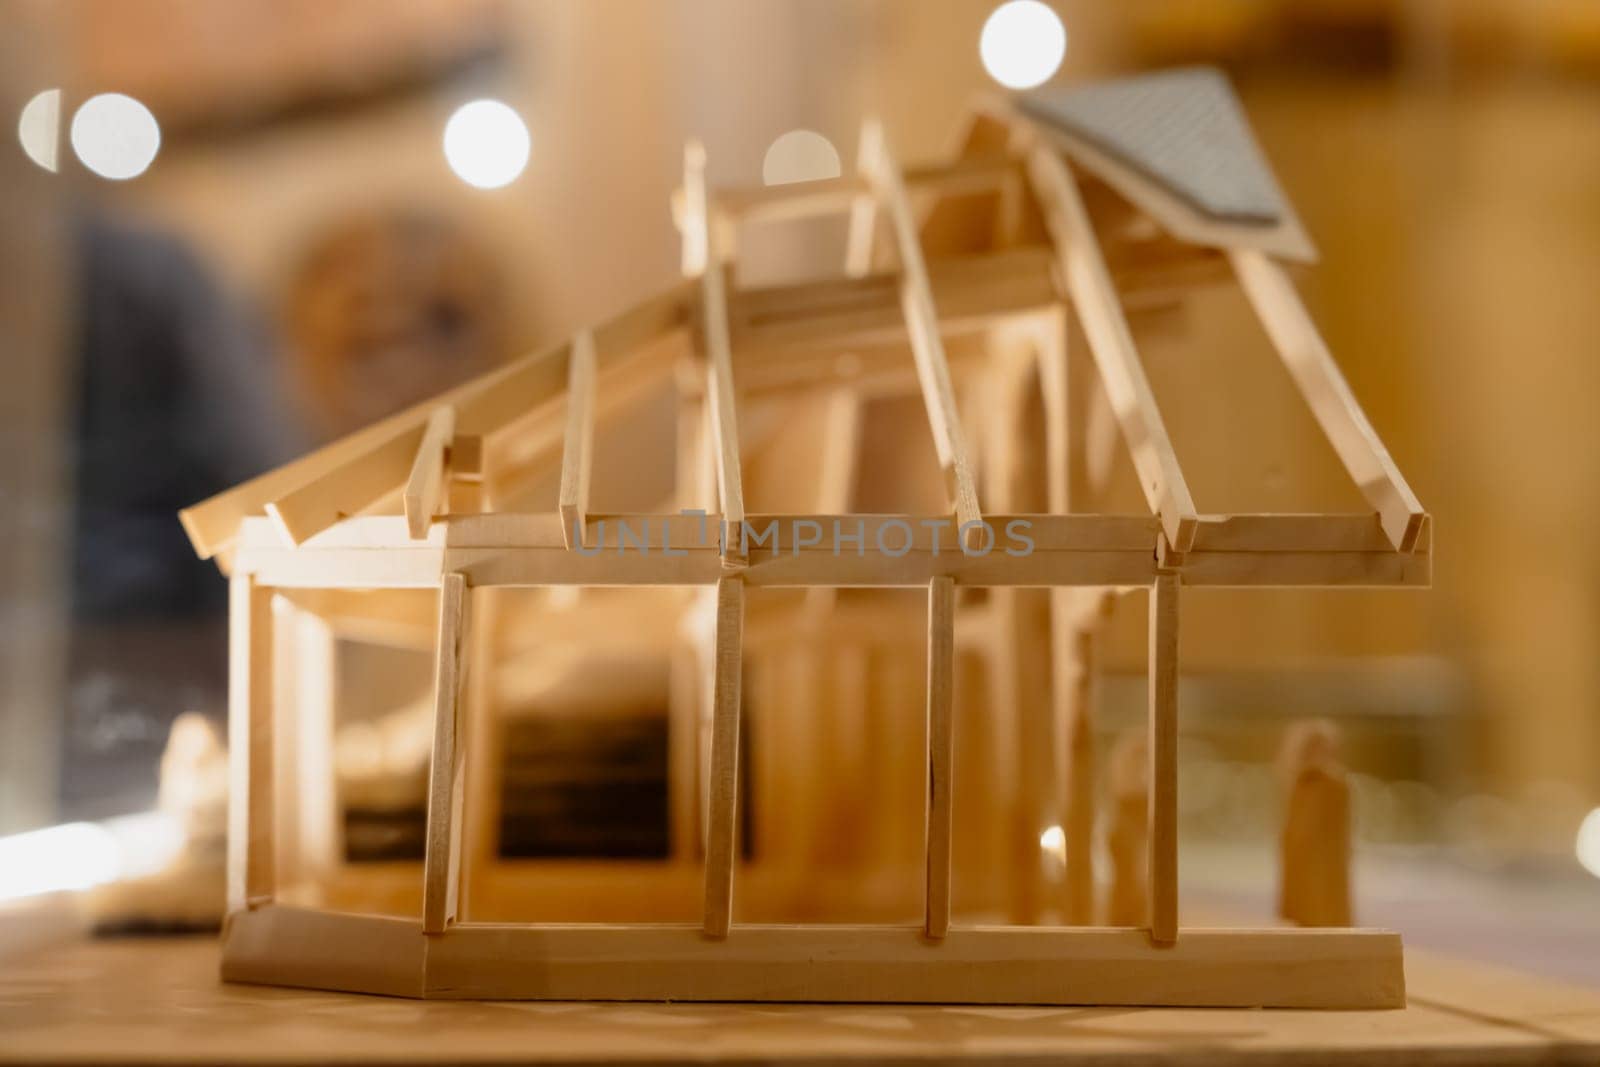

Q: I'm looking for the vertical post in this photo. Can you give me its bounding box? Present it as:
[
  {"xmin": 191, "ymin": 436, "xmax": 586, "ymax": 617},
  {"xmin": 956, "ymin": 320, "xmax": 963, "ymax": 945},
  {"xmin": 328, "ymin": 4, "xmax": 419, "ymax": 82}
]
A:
[
  {"xmin": 227, "ymin": 572, "xmax": 274, "ymax": 913},
  {"xmin": 925, "ymin": 576, "xmax": 956, "ymax": 939},
  {"xmin": 1148, "ymin": 573, "xmax": 1180, "ymax": 944},
  {"xmin": 423, "ymin": 573, "xmax": 471, "ymax": 934},
  {"xmin": 702, "ymin": 575, "xmax": 746, "ymax": 938}
]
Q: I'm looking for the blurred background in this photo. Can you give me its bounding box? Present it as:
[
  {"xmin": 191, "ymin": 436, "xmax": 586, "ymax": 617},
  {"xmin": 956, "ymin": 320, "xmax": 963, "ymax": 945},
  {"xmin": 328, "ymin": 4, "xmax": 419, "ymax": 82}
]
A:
[{"xmin": 1, "ymin": 0, "xmax": 1598, "ymax": 980}]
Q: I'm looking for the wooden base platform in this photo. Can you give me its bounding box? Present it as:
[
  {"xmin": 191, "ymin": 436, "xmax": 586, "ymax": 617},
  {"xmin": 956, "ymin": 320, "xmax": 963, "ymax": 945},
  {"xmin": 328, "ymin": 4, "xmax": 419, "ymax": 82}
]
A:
[
  {"xmin": 6, "ymin": 932, "xmax": 1599, "ymax": 1066},
  {"xmin": 220, "ymin": 904, "xmax": 1404, "ymax": 1008}
]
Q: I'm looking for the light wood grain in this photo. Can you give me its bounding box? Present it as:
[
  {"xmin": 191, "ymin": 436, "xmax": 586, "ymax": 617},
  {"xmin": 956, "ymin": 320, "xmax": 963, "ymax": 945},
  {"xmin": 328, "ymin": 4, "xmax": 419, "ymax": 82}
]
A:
[
  {"xmin": 1147, "ymin": 574, "xmax": 1180, "ymax": 944},
  {"xmin": 1230, "ymin": 247, "xmax": 1426, "ymax": 552},
  {"xmin": 860, "ymin": 120, "xmax": 983, "ymax": 545},
  {"xmin": 703, "ymin": 575, "xmax": 746, "ymax": 938},
  {"xmin": 226, "ymin": 573, "xmax": 274, "ymax": 913},
  {"xmin": 422, "ymin": 574, "xmax": 471, "ymax": 934},
  {"xmin": 557, "ymin": 330, "xmax": 597, "ymax": 550},
  {"xmin": 1027, "ymin": 146, "xmax": 1199, "ymax": 552},
  {"xmin": 685, "ymin": 142, "xmax": 747, "ymax": 565},
  {"xmin": 24, "ymin": 933, "xmax": 1600, "ymax": 1063},
  {"xmin": 924, "ymin": 575, "xmax": 955, "ymax": 940},
  {"xmin": 404, "ymin": 406, "xmax": 455, "ymax": 540}
]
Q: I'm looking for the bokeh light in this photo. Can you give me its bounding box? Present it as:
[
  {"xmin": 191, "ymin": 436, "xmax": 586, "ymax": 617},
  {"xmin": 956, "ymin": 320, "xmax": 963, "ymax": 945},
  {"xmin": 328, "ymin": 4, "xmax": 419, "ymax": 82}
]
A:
[
  {"xmin": 1577, "ymin": 808, "xmax": 1600, "ymax": 879},
  {"xmin": 980, "ymin": 1, "xmax": 1067, "ymax": 90},
  {"xmin": 17, "ymin": 88, "xmax": 61, "ymax": 173},
  {"xmin": 70, "ymin": 92, "xmax": 161, "ymax": 180},
  {"xmin": 761, "ymin": 129, "xmax": 841, "ymax": 186},
  {"xmin": 443, "ymin": 99, "xmax": 530, "ymax": 190}
]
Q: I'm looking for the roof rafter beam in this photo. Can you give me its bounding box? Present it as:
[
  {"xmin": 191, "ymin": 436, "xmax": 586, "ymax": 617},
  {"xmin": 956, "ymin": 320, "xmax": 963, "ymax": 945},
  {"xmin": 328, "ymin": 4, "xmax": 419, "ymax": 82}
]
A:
[
  {"xmin": 1229, "ymin": 248, "xmax": 1425, "ymax": 552},
  {"xmin": 180, "ymin": 279, "xmax": 692, "ymax": 560},
  {"xmin": 859, "ymin": 119, "xmax": 984, "ymax": 546},
  {"xmin": 1025, "ymin": 143, "xmax": 1199, "ymax": 552},
  {"xmin": 684, "ymin": 141, "xmax": 747, "ymax": 566},
  {"xmin": 557, "ymin": 331, "xmax": 597, "ymax": 550},
  {"xmin": 403, "ymin": 406, "xmax": 456, "ymax": 541}
]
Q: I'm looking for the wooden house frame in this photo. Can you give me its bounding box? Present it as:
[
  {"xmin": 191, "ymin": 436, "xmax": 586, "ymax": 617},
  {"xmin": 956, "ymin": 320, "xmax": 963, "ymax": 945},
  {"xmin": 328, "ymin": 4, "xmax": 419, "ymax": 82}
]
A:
[{"xmin": 182, "ymin": 70, "xmax": 1427, "ymax": 1008}]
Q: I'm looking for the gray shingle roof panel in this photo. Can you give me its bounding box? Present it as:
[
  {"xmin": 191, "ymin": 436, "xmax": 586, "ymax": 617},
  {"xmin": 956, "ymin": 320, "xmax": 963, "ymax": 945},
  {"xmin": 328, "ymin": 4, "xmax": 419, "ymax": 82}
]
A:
[{"xmin": 1020, "ymin": 67, "xmax": 1287, "ymax": 225}]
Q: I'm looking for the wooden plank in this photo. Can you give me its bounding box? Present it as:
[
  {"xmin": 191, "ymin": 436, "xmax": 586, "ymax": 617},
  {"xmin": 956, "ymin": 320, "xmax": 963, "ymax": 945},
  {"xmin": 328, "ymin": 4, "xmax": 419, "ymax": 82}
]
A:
[
  {"xmin": 226, "ymin": 573, "xmax": 274, "ymax": 913},
  {"xmin": 684, "ymin": 142, "xmax": 747, "ymax": 565},
  {"xmin": 1230, "ymin": 248, "xmax": 1426, "ymax": 551},
  {"xmin": 418, "ymin": 922, "xmax": 1404, "ymax": 1008},
  {"xmin": 403, "ymin": 407, "xmax": 455, "ymax": 540},
  {"xmin": 1027, "ymin": 146, "xmax": 1199, "ymax": 552},
  {"xmin": 222, "ymin": 906, "xmax": 425, "ymax": 998},
  {"xmin": 702, "ymin": 575, "xmax": 746, "ymax": 938},
  {"xmin": 1147, "ymin": 574, "xmax": 1180, "ymax": 944},
  {"xmin": 715, "ymin": 156, "xmax": 1021, "ymax": 222},
  {"xmin": 422, "ymin": 573, "xmax": 471, "ymax": 934},
  {"xmin": 557, "ymin": 331, "xmax": 597, "ymax": 550},
  {"xmin": 924, "ymin": 576, "xmax": 955, "ymax": 939},
  {"xmin": 860, "ymin": 120, "xmax": 983, "ymax": 544}
]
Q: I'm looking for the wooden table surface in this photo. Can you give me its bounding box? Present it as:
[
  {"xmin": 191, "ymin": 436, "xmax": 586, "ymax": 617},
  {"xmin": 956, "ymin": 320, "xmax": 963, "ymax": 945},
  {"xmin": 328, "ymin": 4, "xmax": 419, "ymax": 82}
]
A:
[{"xmin": 3, "ymin": 936, "xmax": 1599, "ymax": 1065}]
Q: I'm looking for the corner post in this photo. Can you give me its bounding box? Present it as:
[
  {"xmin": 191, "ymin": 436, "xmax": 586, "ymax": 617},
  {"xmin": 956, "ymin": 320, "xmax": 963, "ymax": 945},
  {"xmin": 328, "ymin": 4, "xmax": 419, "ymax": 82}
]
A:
[
  {"xmin": 227, "ymin": 572, "xmax": 275, "ymax": 913},
  {"xmin": 702, "ymin": 575, "xmax": 746, "ymax": 938},
  {"xmin": 1148, "ymin": 572, "xmax": 1180, "ymax": 944},
  {"xmin": 423, "ymin": 573, "xmax": 472, "ymax": 934}
]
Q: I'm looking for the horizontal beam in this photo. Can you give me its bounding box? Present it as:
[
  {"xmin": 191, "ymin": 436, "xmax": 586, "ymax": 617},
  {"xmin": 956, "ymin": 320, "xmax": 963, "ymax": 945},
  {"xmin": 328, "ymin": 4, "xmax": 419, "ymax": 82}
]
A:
[
  {"xmin": 230, "ymin": 512, "xmax": 1430, "ymax": 590},
  {"xmin": 223, "ymin": 906, "xmax": 1405, "ymax": 1008},
  {"xmin": 709, "ymin": 156, "xmax": 1021, "ymax": 224}
]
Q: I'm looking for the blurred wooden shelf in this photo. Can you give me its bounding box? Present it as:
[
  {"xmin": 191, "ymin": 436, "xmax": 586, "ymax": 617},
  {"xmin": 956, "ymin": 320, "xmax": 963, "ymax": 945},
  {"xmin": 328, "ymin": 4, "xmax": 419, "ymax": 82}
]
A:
[{"xmin": 2, "ymin": 935, "xmax": 1597, "ymax": 1065}]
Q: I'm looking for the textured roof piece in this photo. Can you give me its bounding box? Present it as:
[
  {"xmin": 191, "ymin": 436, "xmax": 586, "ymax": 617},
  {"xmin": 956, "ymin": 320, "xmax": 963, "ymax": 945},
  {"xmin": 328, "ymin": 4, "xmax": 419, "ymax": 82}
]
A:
[{"xmin": 1020, "ymin": 67, "xmax": 1287, "ymax": 225}]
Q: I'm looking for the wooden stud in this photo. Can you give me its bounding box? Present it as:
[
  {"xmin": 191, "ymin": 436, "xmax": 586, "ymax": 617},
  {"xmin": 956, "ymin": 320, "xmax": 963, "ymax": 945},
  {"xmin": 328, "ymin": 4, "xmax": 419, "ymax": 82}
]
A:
[
  {"xmin": 1147, "ymin": 573, "xmax": 1180, "ymax": 944},
  {"xmin": 924, "ymin": 575, "xmax": 955, "ymax": 940},
  {"xmin": 227, "ymin": 572, "xmax": 274, "ymax": 913},
  {"xmin": 1230, "ymin": 248, "xmax": 1425, "ymax": 552},
  {"xmin": 702, "ymin": 575, "xmax": 746, "ymax": 938},
  {"xmin": 557, "ymin": 331, "xmax": 597, "ymax": 550},
  {"xmin": 403, "ymin": 406, "xmax": 455, "ymax": 541},
  {"xmin": 859, "ymin": 119, "xmax": 983, "ymax": 545},
  {"xmin": 422, "ymin": 573, "xmax": 471, "ymax": 934},
  {"xmin": 1027, "ymin": 146, "xmax": 1199, "ymax": 552}
]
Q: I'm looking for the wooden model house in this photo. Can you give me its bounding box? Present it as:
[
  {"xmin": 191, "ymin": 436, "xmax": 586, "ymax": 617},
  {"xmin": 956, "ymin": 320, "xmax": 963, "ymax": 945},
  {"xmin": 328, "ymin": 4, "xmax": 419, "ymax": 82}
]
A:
[{"xmin": 180, "ymin": 68, "xmax": 1429, "ymax": 1007}]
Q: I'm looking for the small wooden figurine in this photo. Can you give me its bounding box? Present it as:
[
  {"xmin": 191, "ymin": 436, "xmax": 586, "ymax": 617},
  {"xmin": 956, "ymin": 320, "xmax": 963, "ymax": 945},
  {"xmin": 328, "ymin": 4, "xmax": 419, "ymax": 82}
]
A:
[{"xmin": 1278, "ymin": 719, "xmax": 1354, "ymax": 928}]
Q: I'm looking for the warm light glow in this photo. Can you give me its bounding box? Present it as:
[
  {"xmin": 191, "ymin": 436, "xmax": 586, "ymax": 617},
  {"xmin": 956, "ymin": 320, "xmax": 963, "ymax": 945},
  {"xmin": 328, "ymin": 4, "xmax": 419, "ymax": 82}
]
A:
[
  {"xmin": 1039, "ymin": 823, "xmax": 1066, "ymax": 864},
  {"xmin": 762, "ymin": 129, "xmax": 841, "ymax": 186},
  {"xmin": 443, "ymin": 99, "xmax": 530, "ymax": 189},
  {"xmin": 1577, "ymin": 808, "xmax": 1600, "ymax": 879},
  {"xmin": 70, "ymin": 93, "xmax": 160, "ymax": 180},
  {"xmin": 980, "ymin": 1, "xmax": 1067, "ymax": 90},
  {"xmin": 17, "ymin": 88, "xmax": 61, "ymax": 173},
  {"xmin": 0, "ymin": 812, "xmax": 182, "ymax": 902}
]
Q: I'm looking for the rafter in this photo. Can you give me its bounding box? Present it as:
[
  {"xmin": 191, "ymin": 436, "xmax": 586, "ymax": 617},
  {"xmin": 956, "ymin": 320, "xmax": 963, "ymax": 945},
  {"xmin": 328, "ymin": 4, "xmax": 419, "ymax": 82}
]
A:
[
  {"xmin": 1025, "ymin": 144, "xmax": 1199, "ymax": 552},
  {"xmin": 404, "ymin": 406, "xmax": 455, "ymax": 540},
  {"xmin": 1230, "ymin": 248, "xmax": 1425, "ymax": 552},
  {"xmin": 684, "ymin": 141, "xmax": 747, "ymax": 565},
  {"xmin": 557, "ymin": 331, "xmax": 597, "ymax": 550},
  {"xmin": 859, "ymin": 119, "xmax": 984, "ymax": 546}
]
